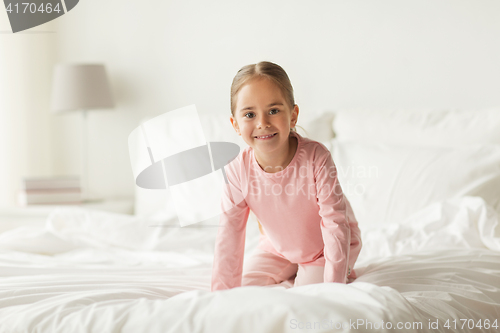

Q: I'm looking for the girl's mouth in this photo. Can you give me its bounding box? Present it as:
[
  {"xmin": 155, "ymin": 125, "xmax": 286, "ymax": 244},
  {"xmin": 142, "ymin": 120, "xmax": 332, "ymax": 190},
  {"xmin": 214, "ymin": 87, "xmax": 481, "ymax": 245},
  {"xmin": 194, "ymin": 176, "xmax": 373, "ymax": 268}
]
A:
[{"xmin": 254, "ymin": 133, "xmax": 277, "ymax": 140}]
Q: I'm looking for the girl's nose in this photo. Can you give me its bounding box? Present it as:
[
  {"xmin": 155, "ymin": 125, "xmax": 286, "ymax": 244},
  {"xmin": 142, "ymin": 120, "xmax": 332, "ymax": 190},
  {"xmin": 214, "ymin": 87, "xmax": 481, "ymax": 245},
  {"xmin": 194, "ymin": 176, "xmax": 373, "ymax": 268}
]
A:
[{"xmin": 257, "ymin": 114, "xmax": 271, "ymax": 129}]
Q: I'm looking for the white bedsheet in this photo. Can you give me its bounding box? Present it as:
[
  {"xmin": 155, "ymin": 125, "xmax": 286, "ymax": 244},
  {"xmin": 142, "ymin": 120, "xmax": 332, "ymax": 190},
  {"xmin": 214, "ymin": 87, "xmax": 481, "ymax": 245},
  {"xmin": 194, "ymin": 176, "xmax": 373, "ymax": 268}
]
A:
[{"xmin": 0, "ymin": 196, "xmax": 499, "ymax": 333}]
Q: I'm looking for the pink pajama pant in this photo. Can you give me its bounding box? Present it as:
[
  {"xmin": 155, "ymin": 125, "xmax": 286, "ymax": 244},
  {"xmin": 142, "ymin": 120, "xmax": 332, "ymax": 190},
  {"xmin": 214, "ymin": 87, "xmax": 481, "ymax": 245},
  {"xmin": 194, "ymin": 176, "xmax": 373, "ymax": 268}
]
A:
[{"xmin": 242, "ymin": 248, "xmax": 326, "ymax": 288}]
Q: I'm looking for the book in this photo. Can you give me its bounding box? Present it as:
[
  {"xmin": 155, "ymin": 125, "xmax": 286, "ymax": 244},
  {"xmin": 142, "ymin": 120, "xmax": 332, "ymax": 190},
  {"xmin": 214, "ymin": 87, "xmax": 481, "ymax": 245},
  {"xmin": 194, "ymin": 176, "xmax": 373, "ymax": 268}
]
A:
[
  {"xmin": 18, "ymin": 189, "xmax": 82, "ymax": 205},
  {"xmin": 22, "ymin": 176, "xmax": 81, "ymax": 190}
]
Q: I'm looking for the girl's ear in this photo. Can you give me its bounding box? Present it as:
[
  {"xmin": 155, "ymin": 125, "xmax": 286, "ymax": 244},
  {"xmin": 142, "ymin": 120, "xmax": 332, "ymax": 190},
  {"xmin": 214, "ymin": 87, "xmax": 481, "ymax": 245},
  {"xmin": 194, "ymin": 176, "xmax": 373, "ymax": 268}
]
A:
[
  {"xmin": 230, "ymin": 115, "xmax": 241, "ymax": 135},
  {"xmin": 291, "ymin": 105, "xmax": 299, "ymax": 128}
]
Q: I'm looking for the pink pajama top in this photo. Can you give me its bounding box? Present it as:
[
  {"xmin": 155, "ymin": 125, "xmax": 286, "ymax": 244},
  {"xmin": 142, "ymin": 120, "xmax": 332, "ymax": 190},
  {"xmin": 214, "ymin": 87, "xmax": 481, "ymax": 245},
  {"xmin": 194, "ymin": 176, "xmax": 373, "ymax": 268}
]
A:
[{"xmin": 211, "ymin": 131, "xmax": 362, "ymax": 291}]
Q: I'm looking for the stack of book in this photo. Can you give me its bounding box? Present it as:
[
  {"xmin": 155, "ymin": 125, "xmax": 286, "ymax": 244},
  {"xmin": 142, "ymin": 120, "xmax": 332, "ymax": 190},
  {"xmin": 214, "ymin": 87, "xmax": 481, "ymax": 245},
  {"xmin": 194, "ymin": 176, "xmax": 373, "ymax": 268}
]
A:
[{"xmin": 18, "ymin": 176, "xmax": 82, "ymax": 205}]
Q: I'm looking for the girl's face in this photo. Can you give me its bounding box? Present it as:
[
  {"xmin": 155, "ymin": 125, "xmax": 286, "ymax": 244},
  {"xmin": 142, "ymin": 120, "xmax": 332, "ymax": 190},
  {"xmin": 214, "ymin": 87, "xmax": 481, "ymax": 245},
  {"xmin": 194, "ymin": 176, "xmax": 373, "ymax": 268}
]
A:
[{"xmin": 230, "ymin": 77, "xmax": 299, "ymax": 159}]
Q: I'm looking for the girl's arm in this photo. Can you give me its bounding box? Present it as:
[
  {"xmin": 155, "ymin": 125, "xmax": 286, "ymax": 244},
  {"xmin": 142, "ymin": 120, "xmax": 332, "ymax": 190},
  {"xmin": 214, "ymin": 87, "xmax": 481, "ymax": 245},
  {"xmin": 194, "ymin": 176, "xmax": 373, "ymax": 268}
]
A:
[
  {"xmin": 315, "ymin": 149, "xmax": 352, "ymax": 284},
  {"xmin": 211, "ymin": 165, "xmax": 250, "ymax": 291}
]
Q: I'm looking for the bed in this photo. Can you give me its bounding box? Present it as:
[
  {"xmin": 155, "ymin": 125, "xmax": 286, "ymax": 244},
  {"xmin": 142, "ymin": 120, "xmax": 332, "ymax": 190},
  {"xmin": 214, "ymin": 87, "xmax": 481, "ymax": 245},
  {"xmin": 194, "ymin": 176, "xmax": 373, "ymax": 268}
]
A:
[{"xmin": 0, "ymin": 108, "xmax": 499, "ymax": 333}]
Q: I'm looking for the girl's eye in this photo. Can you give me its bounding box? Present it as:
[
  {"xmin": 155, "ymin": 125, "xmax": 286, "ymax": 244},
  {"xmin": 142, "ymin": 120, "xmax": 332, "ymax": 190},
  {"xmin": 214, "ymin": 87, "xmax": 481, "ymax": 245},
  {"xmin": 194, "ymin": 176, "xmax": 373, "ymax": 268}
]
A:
[{"xmin": 243, "ymin": 109, "xmax": 278, "ymax": 118}]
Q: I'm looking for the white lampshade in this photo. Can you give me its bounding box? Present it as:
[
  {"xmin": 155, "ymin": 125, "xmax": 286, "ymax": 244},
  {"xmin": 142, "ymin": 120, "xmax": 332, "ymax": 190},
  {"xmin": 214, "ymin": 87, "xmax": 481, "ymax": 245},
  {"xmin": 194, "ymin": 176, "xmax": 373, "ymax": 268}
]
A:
[{"xmin": 50, "ymin": 64, "xmax": 114, "ymax": 112}]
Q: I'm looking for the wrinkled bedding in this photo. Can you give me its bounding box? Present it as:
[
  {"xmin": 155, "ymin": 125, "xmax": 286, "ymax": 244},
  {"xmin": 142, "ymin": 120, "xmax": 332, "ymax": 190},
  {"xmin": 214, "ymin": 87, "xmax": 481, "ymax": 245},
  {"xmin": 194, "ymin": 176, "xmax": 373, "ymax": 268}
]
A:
[{"xmin": 0, "ymin": 196, "xmax": 499, "ymax": 333}]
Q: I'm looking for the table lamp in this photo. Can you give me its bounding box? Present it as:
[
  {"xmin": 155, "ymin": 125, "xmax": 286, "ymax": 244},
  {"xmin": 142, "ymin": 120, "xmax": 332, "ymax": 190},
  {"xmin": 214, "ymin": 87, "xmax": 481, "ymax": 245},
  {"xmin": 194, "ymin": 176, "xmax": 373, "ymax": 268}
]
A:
[{"xmin": 50, "ymin": 63, "xmax": 114, "ymax": 202}]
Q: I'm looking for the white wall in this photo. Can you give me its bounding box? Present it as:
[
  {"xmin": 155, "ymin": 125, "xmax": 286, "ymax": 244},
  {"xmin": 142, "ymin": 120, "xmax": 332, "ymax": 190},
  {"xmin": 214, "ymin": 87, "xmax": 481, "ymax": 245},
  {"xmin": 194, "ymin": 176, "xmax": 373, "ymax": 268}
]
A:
[{"xmin": 2, "ymin": 0, "xmax": 500, "ymax": 206}]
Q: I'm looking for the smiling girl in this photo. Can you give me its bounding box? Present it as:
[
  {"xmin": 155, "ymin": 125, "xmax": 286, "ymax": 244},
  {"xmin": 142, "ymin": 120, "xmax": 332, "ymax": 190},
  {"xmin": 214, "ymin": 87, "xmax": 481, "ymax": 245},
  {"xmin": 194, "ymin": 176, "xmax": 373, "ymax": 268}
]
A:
[{"xmin": 211, "ymin": 61, "xmax": 362, "ymax": 291}]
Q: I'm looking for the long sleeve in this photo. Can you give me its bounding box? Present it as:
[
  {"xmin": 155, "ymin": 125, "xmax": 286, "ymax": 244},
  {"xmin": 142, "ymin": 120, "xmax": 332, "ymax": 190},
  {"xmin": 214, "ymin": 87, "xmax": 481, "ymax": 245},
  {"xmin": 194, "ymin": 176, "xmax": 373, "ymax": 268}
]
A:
[
  {"xmin": 345, "ymin": 199, "xmax": 362, "ymax": 278},
  {"xmin": 315, "ymin": 150, "xmax": 351, "ymax": 284},
  {"xmin": 211, "ymin": 163, "xmax": 250, "ymax": 291},
  {"xmin": 208, "ymin": 132, "xmax": 361, "ymax": 287}
]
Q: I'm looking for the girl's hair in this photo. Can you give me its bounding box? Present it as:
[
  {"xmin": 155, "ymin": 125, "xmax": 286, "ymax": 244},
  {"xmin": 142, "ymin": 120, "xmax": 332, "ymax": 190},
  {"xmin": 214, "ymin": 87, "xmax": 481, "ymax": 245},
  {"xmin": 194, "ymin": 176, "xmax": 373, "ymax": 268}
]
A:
[{"xmin": 230, "ymin": 61, "xmax": 297, "ymax": 132}]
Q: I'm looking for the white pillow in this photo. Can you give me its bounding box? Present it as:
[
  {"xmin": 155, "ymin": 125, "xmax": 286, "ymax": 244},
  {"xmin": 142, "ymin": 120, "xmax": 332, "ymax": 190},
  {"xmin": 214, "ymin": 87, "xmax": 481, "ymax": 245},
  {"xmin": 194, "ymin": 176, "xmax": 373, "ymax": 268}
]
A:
[
  {"xmin": 301, "ymin": 111, "xmax": 336, "ymax": 143},
  {"xmin": 331, "ymin": 140, "xmax": 500, "ymax": 230},
  {"xmin": 332, "ymin": 109, "xmax": 500, "ymax": 146}
]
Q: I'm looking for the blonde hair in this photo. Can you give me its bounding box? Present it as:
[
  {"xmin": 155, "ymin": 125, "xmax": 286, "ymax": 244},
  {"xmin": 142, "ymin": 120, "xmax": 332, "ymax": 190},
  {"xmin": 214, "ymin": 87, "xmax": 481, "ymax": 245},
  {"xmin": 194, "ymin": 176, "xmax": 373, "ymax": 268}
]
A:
[{"xmin": 230, "ymin": 61, "xmax": 298, "ymax": 132}]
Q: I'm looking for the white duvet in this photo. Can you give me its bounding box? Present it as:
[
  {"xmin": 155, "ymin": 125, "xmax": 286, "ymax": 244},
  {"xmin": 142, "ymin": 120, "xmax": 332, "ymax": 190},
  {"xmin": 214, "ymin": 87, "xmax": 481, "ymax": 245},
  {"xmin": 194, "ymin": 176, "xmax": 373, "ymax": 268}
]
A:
[{"xmin": 0, "ymin": 196, "xmax": 499, "ymax": 333}]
